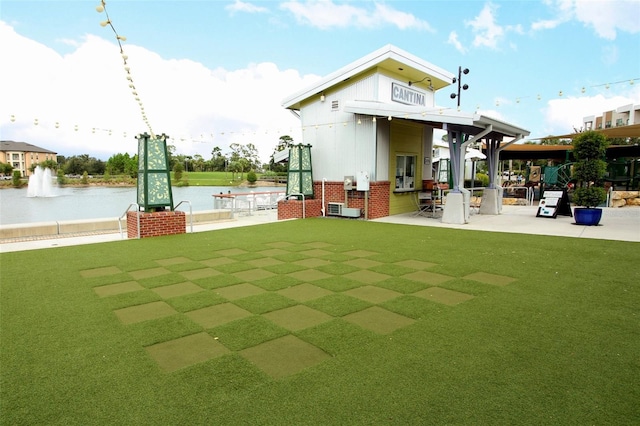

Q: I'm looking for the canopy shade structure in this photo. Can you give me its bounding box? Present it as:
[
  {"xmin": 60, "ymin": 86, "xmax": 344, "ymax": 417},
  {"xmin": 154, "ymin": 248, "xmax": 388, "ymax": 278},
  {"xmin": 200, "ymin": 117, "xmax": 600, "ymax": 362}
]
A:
[
  {"xmin": 493, "ymin": 143, "xmax": 640, "ymax": 161},
  {"xmin": 535, "ymin": 123, "xmax": 640, "ymax": 140}
]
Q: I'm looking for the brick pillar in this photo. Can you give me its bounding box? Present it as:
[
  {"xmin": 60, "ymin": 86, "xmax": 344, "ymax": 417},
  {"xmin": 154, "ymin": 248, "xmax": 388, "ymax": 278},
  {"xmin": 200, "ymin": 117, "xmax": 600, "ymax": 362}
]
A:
[{"xmin": 127, "ymin": 210, "xmax": 186, "ymax": 239}]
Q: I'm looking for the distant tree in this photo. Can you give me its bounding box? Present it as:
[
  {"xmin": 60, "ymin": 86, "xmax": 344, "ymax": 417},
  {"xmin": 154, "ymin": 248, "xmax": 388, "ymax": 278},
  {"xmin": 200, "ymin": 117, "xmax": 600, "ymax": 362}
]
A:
[
  {"xmin": 173, "ymin": 162, "xmax": 184, "ymax": 182},
  {"xmin": 56, "ymin": 169, "xmax": 67, "ymax": 184},
  {"xmin": 229, "ymin": 143, "xmax": 260, "ymax": 177},
  {"xmin": 247, "ymin": 170, "xmax": 257, "ymax": 184},
  {"xmin": 29, "ymin": 159, "xmax": 58, "ymax": 173},
  {"xmin": 0, "ymin": 162, "xmax": 14, "ymax": 176},
  {"xmin": 106, "ymin": 153, "xmax": 137, "ymax": 177},
  {"xmin": 539, "ymin": 138, "xmax": 572, "ymax": 146},
  {"xmin": 12, "ymin": 170, "xmax": 22, "ymax": 186},
  {"xmin": 269, "ymin": 135, "xmax": 293, "ymax": 173},
  {"xmin": 63, "ymin": 154, "xmax": 105, "ymax": 175},
  {"xmin": 193, "ymin": 154, "xmax": 205, "ymax": 172},
  {"xmin": 608, "ymin": 137, "xmax": 640, "ymax": 146},
  {"xmin": 211, "ymin": 146, "xmax": 227, "ymax": 171}
]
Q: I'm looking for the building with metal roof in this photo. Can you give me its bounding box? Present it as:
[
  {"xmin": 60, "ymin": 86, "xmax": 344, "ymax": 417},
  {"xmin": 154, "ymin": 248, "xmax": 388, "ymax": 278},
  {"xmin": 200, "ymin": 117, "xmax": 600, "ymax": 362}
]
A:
[{"xmin": 282, "ymin": 45, "xmax": 530, "ymax": 223}]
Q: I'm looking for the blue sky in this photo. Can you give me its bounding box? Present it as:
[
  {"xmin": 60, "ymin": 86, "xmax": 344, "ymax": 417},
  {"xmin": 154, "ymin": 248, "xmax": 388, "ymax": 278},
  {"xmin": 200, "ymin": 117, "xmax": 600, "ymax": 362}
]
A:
[{"xmin": 1, "ymin": 0, "xmax": 639, "ymax": 161}]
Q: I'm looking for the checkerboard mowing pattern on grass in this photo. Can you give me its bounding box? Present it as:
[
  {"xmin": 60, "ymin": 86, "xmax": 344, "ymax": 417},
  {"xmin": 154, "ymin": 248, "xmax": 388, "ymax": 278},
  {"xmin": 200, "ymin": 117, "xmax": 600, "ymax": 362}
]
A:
[{"xmin": 1, "ymin": 218, "xmax": 638, "ymax": 425}]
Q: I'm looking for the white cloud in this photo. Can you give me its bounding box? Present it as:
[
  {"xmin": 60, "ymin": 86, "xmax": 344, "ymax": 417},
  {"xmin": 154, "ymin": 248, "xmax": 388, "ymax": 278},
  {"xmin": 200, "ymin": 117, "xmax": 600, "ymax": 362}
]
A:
[
  {"xmin": 601, "ymin": 44, "xmax": 619, "ymax": 65},
  {"xmin": 540, "ymin": 0, "xmax": 640, "ymax": 39},
  {"xmin": 466, "ymin": 3, "xmax": 505, "ymax": 49},
  {"xmin": 225, "ymin": 0, "xmax": 269, "ymax": 15},
  {"xmin": 465, "ymin": 2, "xmax": 523, "ymax": 49},
  {"xmin": 447, "ymin": 31, "xmax": 466, "ymax": 54},
  {"xmin": 280, "ymin": 0, "xmax": 433, "ymax": 31},
  {"xmin": 531, "ymin": 18, "xmax": 563, "ymax": 31},
  {"xmin": 371, "ymin": 3, "xmax": 434, "ymax": 32},
  {"xmin": 0, "ymin": 21, "xmax": 318, "ymax": 162},
  {"xmin": 541, "ymin": 88, "xmax": 640, "ymax": 136}
]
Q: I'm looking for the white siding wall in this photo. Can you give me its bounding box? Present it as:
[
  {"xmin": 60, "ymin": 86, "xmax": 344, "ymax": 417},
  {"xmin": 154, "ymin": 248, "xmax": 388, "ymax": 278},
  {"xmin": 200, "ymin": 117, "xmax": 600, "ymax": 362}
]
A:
[
  {"xmin": 296, "ymin": 69, "xmax": 438, "ymax": 184},
  {"xmin": 300, "ymin": 74, "xmax": 379, "ymax": 181}
]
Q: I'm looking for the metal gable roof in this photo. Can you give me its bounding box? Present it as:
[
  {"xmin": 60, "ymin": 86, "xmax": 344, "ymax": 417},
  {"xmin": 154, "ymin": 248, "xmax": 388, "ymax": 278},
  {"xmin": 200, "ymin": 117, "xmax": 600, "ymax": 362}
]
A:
[{"xmin": 281, "ymin": 44, "xmax": 454, "ymax": 110}]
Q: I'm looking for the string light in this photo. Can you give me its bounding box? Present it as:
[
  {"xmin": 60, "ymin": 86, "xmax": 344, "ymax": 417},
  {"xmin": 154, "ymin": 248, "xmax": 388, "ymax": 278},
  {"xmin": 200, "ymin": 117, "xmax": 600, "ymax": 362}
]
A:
[
  {"xmin": 96, "ymin": 1, "xmax": 154, "ymax": 137},
  {"xmin": 494, "ymin": 78, "xmax": 638, "ymax": 107}
]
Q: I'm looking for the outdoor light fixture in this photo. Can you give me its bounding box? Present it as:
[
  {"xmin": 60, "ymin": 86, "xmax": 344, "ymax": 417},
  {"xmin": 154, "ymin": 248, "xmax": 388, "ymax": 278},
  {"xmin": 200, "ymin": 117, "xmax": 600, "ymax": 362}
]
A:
[
  {"xmin": 408, "ymin": 76, "xmax": 433, "ymax": 90},
  {"xmin": 450, "ymin": 66, "xmax": 469, "ymax": 108}
]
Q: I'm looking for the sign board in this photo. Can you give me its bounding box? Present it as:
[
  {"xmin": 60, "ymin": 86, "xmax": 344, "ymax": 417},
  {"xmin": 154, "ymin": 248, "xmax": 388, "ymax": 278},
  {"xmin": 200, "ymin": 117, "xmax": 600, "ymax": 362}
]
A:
[
  {"xmin": 391, "ymin": 83, "xmax": 426, "ymax": 106},
  {"xmin": 536, "ymin": 189, "xmax": 572, "ymax": 218}
]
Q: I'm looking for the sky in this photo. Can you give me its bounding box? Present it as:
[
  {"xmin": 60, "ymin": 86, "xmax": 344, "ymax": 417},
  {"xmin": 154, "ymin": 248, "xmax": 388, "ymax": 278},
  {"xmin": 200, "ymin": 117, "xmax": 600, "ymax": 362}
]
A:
[{"xmin": 1, "ymin": 0, "xmax": 639, "ymax": 163}]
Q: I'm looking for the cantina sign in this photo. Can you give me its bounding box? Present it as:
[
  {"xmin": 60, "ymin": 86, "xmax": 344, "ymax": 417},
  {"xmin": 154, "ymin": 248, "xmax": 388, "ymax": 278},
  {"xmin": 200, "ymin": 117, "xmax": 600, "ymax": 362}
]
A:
[{"xmin": 391, "ymin": 83, "xmax": 426, "ymax": 106}]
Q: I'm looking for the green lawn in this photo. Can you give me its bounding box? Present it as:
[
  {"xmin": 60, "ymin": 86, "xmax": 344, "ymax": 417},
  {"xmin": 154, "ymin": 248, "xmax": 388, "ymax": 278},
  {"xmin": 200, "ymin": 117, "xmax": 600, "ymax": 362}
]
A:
[{"xmin": 1, "ymin": 219, "xmax": 638, "ymax": 425}]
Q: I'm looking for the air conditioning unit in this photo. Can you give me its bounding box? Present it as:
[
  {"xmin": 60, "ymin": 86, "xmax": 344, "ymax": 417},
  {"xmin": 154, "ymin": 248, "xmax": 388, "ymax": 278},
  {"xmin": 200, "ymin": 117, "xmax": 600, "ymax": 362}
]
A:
[{"xmin": 327, "ymin": 202, "xmax": 344, "ymax": 216}]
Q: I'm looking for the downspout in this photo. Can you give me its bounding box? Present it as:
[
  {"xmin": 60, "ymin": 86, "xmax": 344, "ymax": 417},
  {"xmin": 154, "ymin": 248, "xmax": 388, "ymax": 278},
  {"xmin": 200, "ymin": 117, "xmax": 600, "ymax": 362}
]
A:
[{"xmin": 321, "ymin": 178, "xmax": 326, "ymax": 217}]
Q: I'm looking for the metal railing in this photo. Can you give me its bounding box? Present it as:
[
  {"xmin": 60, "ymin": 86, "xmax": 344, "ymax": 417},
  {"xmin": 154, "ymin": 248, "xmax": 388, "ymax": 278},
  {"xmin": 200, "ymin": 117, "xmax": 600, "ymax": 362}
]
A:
[
  {"xmin": 213, "ymin": 191, "xmax": 286, "ymax": 217},
  {"xmin": 467, "ymin": 186, "xmax": 535, "ymax": 207},
  {"xmin": 118, "ymin": 203, "xmax": 140, "ymax": 239},
  {"xmin": 501, "ymin": 185, "xmax": 535, "ymax": 205},
  {"xmin": 174, "ymin": 201, "xmax": 194, "ymax": 233}
]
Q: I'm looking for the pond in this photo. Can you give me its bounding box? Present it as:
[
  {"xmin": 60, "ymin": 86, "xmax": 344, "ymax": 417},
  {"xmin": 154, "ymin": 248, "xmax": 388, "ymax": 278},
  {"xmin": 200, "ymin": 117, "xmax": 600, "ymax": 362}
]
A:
[{"xmin": 0, "ymin": 185, "xmax": 279, "ymax": 225}]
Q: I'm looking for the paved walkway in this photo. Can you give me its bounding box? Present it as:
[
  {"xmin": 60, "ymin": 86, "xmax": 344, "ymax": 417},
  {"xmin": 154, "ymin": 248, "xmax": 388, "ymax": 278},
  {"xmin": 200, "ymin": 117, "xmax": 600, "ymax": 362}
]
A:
[{"xmin": 1, "ymin": 206, "xmax": 638, "ymax": 253}]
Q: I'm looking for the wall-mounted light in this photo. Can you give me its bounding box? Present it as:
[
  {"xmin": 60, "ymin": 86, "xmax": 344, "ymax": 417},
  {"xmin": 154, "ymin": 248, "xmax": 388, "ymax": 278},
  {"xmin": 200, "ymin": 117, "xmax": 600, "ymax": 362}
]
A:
[
  {"xmin": 320, "ymin": 94, "xmax": 325, "ymax": 102},
  {"xmin": 408, "ymin": 77, "xmax": 433, "ymax": 91}
]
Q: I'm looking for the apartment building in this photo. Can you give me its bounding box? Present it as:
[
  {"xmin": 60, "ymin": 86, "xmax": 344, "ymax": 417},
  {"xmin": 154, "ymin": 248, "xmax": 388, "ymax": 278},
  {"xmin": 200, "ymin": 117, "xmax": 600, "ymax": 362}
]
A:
[
  {"xmin": 0, "ymin": 141, "xmax": 57, "ymax": 177},
  {"xmin": 583, "ymin": 104, "xmax": 640, "ymax": 130}
]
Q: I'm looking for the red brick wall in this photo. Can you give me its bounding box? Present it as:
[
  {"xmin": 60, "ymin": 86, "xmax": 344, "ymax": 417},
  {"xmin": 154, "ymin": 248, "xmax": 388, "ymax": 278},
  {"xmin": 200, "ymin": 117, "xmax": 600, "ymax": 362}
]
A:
[
  {"xmin": 277, "ymin": 181, "xmax": 390, "ymax": 220},
  {"xmin": 277, "ymin": 198, "xmax": 323, "ymax": 220},
  {"xmin": 127, "ymin": 210, "xmax": 186, "ymax": 239}
]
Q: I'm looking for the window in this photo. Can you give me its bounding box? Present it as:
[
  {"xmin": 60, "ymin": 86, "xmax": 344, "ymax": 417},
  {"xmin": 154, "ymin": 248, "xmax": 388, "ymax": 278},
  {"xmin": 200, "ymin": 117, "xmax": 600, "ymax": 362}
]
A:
[{"xmin": 395, "ymin": 155, "xmax": 416, "ymax": 191}]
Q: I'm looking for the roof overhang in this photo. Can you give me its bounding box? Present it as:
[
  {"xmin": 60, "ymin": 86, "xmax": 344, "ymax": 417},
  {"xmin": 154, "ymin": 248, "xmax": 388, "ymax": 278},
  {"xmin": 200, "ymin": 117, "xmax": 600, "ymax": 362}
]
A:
[
  {"xmin": 343, "ymin": 100, "xmax": 530, "ymax": 140},
  {"xmin": 282, "ymin": 44, "xmax": 455, "ymax": 110}
]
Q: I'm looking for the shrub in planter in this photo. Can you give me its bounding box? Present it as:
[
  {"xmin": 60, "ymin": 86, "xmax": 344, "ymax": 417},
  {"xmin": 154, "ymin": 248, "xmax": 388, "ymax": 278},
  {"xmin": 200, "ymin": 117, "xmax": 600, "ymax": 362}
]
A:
[{"xmin": 571, "ymin": 131, "xmax": 609, "ymax": 225}]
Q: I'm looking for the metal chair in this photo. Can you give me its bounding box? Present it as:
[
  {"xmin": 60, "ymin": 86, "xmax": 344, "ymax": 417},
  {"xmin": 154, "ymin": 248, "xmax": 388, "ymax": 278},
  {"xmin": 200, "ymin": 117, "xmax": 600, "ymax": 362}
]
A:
[{"xmin": 413, "ymin": 191, "xmax": 435, "ymax": 217}]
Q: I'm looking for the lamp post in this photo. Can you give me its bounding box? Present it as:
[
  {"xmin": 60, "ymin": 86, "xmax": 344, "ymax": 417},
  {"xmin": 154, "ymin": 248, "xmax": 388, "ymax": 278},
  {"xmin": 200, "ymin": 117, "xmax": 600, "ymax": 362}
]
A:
[{"xmin": 450, "ymin": 66, "xmax": 470, "ymax": 108}]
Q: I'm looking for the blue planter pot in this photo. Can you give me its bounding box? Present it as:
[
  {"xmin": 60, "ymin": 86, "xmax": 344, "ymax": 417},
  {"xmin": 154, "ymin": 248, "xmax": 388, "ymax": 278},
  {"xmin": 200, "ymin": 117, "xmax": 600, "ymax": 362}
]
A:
[{"xmin": 574, "ymin": 207, "xmax": 603, "ymax": 226}]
